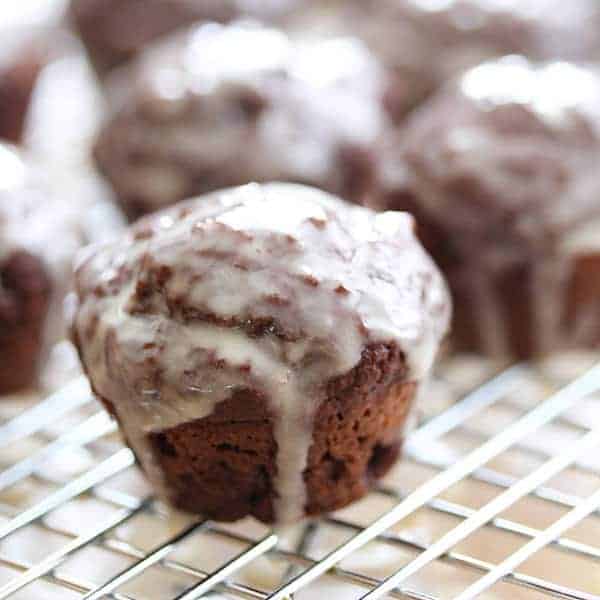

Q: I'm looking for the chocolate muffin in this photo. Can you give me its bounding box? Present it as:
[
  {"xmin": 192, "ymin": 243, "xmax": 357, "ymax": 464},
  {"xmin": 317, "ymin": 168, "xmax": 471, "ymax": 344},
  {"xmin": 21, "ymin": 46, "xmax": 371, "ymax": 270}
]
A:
[
  {"xmin": 0, "ymin": 144, "xmax": 86, "ymax": 393},
  {"xmin": 373, "ymin": 56, "xmax": 600, "ymax": 359},
  {"xmin": 72, "ymin": 183, "xmax": 450, "ymax": 523},
  {"xmin": 69, "ymin": 0, "xmax": 301, "ymax": 77},
  {"xmin": 299, "ymin": 0, "xmax": 600, "ymax": 121},
  {"xmin": 94, "ymin": 21, "xmax": 388, "ymax": 220}
]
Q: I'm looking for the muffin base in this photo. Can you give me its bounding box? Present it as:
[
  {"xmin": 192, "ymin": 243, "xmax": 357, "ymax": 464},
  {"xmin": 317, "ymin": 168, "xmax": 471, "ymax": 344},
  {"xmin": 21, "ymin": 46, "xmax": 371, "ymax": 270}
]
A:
[
  {"xmin": 99, "ymin": 343, "xmax": 415, "ymax": 523},
  {"xmin": 0, "ymin": 251, "xmax": 52, "ymax": 393}
]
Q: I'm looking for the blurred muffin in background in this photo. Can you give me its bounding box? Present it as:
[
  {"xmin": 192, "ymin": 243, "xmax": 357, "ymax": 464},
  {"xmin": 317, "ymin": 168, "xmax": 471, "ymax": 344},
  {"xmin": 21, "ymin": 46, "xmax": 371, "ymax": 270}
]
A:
[
  {"xmin": 372, "ymin": 56, "xmax": 600, "ymax": 359},
  {"xmin": 94, "ymin": 20, "xmax": 389, "ymax": 220},
  {"xmin": 69, "ymin": 0, "xmax": 302, "ymax": 77},
  {"xmin": 0, "ymin": 144, "xmax": 87, "ymax": 393},
  {"xmin": 292, "ymin": 0, "xmax": 600, "ymax": 121}
]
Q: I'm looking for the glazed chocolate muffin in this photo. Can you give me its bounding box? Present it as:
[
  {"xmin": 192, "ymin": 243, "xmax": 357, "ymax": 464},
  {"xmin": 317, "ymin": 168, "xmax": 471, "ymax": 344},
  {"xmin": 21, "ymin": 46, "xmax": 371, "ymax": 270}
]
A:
[
  {"xmin": 373, "ymin": 56, "xmax": 600, "ymax": 359},
  {"xmin": 72, "ymin": 183, "xmax": 450, "ymax": 523},
  {"xmin": 300, "ymin": 0, "xmax": 600, "ymax": 121},
  {"xmin": 94, "ymin": 21, "xmax": 388, "ymax": 220},
  {"xmin": 69, "ymin": 0, "xmax": 301, "ymax": 77},
  {"xmin": 0, "ymin": 144, "xmax": 86, "ymax": 393}
]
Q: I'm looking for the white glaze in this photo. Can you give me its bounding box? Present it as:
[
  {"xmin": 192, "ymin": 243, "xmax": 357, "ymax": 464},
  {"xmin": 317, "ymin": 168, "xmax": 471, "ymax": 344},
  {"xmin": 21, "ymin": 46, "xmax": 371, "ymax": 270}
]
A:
[
  {"xmin": 73, "ymin": 183, "xmax": 450, "ymax": 522},
  {"xmin": 561, "ymin": 218, "xmax": 600, "ymax": 254},
  {"xmin": 461, "ymin": 59, "xmax": 600, "ymax": 132}
]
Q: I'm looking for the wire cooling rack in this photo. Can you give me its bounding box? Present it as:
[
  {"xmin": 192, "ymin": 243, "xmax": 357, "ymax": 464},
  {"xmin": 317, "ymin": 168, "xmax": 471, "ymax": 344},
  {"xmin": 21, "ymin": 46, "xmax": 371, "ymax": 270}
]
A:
[{"xmin": 1, "ymin": 353, "xmax": 600, "ymax": 599}]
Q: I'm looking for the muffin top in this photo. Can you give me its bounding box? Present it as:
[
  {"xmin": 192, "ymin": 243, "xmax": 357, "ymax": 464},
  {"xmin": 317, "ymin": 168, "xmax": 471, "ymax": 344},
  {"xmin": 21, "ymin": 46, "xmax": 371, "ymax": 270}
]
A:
[
  {"xmin": 377, "ymin": 57, "xmax": 600, "ymax": 259},
  {"xmin": 73, "ymin": 183, "xmax": 450, "ymax": 429},
  {"xmin": 95, "ymin": 20, "xmax": 387, "ymax": 217}
]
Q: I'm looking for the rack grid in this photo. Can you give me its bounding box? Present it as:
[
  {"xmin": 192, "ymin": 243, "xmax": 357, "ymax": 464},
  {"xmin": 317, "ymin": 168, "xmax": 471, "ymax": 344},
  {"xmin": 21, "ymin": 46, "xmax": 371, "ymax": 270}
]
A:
[{"xmin": 1, "ymin": 354, "xmax": 600, "ymax": 599}]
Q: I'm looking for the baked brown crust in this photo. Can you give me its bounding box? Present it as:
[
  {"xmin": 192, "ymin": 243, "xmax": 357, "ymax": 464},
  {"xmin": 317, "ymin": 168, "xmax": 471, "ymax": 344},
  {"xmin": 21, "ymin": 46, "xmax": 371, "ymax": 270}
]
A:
[
  {"xmin": 146, "ymin": 343, "xmax": 412, "ymax": 522},
  {"xmin": 0, "ymin": 251, "xmax": 52, "ymax": 392},
  {"xmin": 564, "ymin": 254, "xmax": 600, "ymax": 349}
]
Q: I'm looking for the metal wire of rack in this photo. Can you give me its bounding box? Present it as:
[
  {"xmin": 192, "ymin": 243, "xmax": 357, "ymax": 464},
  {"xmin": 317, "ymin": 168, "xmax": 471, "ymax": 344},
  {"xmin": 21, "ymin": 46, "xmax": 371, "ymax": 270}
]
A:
[{"xmin": 1, "ymin": 356, "xmax": 600, "ymax": 599}]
